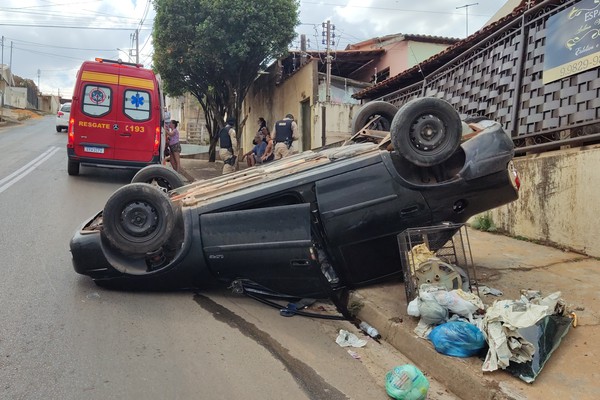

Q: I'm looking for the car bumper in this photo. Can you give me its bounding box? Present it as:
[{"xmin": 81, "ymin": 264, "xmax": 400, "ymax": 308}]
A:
[{"xmin": 70, "ymin": 210, "xmax": 215, "ymax": 289}]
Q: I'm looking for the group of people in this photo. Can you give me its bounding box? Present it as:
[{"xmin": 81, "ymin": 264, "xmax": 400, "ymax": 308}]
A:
[
  {"xmin": 220, "ymin": 114, "xmax": 298, "ymax": 175},
  {"xmin": 164, "ymin": 107, "xmax": 299, "ymax": 176},
  {"xmin": 163, "ymin": 106, "xmax": 181, "ymax": 172}
]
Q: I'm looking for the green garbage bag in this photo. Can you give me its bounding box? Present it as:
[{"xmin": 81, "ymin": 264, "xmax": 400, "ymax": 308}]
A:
[{"xmin": 385, "ymin": 364, "xmax": 429, "ymax": 400}]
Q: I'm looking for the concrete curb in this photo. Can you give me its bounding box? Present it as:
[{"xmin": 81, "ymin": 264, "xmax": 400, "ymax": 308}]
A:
[{"xmin": 350, "ymin": 290, "xmax": 520, "ymax": 400}]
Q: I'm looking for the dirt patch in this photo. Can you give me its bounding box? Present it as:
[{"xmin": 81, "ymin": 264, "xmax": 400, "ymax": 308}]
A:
[{"xmin": 12, "ymin": 109, "xmax": 43, "ymax": 120}]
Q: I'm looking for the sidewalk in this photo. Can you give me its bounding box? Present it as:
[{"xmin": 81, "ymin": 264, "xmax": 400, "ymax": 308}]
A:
[{"xmin": 178, "ymin": 157, "xmax": 599, "ymax": 400}]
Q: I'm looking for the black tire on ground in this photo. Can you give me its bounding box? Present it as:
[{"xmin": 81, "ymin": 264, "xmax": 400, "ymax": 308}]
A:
[
  {"xmin": 390, "ymin": 97, "xmax": 462, "ymax": 167},
  {"xmin": 102, "ymin": 183, "xmax": 176, "ymax": 254},
  {"xmin": 131, "ymin": 165, "xmax": 185, "ymax": 192},
  {"xmin": 56, "ymin": 126, "xmax": 62, "ymax": 132},
  {"xmin": 67, "ymin": 160, "xmax": 80, "ymax": 176},
  {"xmin": 350, "ymin": 101, "xmax": 398, "ymax": 134}
]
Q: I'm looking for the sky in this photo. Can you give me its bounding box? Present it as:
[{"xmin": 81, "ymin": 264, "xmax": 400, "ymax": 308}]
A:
[{"xmin": 0, "ymin": 1, "xmax": 511, "ymax": 99}]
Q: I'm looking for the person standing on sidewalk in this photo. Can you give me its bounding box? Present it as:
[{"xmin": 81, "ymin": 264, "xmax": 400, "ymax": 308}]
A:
[
  {"xmin": 218, "ymin": 117, "xmax": 238, "ymax": 174},
  {"xmin": 167, "ymin": 120, "xmax": 181, "ymax": 172},
  {"xmin": 272, "ymin": 113, "xmax": 298, "ymax": 160}
]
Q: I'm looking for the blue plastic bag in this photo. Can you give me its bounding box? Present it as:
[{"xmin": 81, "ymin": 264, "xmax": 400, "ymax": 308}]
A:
[
  {"xmin": 385, "ymin": 364, "xmax": 429, "ymax": 400},
  {"xmin": 428, "ymin": 321, "xmax": 487, "ymax": 357}
]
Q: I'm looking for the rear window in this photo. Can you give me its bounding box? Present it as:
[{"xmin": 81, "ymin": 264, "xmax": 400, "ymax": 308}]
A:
[
  {"xmin": 82, "ymin": 85, "xmax": 112, "ymax": 117},
  {"xmin": 124, "ymin": 89, "xmax": 151, "ymax": 122},
  {"xmin": 61, "ymin": 104, "xmax": 71, "ymax": 113}
]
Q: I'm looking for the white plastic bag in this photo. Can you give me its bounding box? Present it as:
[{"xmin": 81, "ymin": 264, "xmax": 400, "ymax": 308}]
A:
[{"xmin": 407, "ymin": 297, "xmax": 421, "ymax": 317}]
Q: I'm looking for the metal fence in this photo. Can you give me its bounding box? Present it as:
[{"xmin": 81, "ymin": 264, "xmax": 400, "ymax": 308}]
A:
[{"xmin": 379, "ymin": 0, "xmax": 600, "ymax": 155}]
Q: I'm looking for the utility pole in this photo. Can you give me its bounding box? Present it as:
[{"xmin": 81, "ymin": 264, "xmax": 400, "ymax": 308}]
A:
[
  {"xmin": 456, "ymin": 3, "xmax": 478, "ymax": 37},
  {"xmin": 322, "ymin": 20, "xmax": 334, "ymax": 103},
  {"xmin": 37, "ymin": 69, "xmax": 40, "ymax": 94},
  {"xmin": 130, "ymin": 30, "xmax": 140, "ymax": 64},
  {"xmin": 321, "ymin": 21, "xmax": 335, "ymax": 146},
  {"xmin": 135, "ymin": 29, "xmax": 139, "ymax": 64}
]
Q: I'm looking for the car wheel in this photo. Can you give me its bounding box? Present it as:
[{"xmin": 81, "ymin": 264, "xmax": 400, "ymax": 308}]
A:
[
  {"xmin": 102, "ymin": 183, "xmax": 176, "ymax": 254},
  {"xmin": 67, "ymin": 160, "xmax": 80, "ymax": 176},
  {"xmin": 131, "ymin": 165, "xmax": 185, "ymax": 193},
  {"xmin": 56, "ymin": 126, "xmax": 62, "ymax": 132},
  {"xmin": 390, "ymin": 97, "xmax": 462, "ymax": 167},
  {"xmin": 351, "ymin": 101, "xmax": 398, "ymax": 133}
]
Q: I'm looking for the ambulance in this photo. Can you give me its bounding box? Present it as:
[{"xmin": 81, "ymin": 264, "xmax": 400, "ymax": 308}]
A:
[{"xmin": 67, "ymin": 58, "xmax": 165, "ymax": 176}]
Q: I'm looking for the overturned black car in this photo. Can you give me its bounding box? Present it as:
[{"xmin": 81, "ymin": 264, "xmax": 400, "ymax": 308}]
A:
[{"xmin": 71, "ymin": 98, "xmax": 519, "ymax": 309}]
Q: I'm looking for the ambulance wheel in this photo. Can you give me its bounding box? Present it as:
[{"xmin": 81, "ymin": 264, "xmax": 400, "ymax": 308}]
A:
[{"xmin": 68, "ymin": 160, "xmax": 80, "ymax": 176}]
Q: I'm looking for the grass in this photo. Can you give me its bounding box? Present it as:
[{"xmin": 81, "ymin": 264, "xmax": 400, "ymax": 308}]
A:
[{"xmin": 471, "ymin": 212, "xmax": 497, "ymax": 232}]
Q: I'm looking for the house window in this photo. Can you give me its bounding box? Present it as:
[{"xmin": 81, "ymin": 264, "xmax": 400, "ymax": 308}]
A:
[{"xmin": 373, "ymin": 67, "xmax": 390, "ymax": 84}]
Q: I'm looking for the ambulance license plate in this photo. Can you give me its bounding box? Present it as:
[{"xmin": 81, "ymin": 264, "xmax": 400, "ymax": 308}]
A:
[{"xmin": 84, "ymin": 146, "xmax": 104, "ymax": 154}]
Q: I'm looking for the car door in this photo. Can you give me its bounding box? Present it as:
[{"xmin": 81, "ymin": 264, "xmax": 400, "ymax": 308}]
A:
[
  {"xmin": 113, "ymin": 74, "xmax": 156, "ymax": 163},
  {"xmin": 315, "ymin": 161, "xmax": 432, "ymax": 285},
  {"xmin": 76, "ymin": 82, "xmax": 118, "ymax": 159},
  {"xmin": 200, "ymin": 203, "xmax": 331, "ymax": 298}
]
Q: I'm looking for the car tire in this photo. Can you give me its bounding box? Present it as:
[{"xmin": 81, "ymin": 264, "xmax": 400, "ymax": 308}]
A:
[
  {"xmin": 102, "ymin": 183, "xmax": 176, "ymax": 254},
  {"xmin": 131, "ymin": 165, "xmax": 185, "ymax": 193},
  {"xmin": 67, "ymin": 160, "xmax": 80, "ymax": 176},
  {"xmin": 351, "ymin": 101, "xmax": 398, "ymax": 133},
  {"xmin": 390, "ymin": 97, "xmax": 462, "ymax": 167},
  {"xmin": 56, "ymin": 126, "xmax": 62, "ymax": 132}
]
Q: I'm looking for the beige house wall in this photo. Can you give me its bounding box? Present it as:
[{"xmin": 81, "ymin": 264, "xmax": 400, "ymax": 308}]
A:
[
  {"xmin": 242, "ymin": 61, "xmax": 318, "ymax": 154},
  {"xmin": 487, "ymin": 145, "xmax": 600, "ymax": 257},
  {"xmin": 313, "ymin": 102, "xmax": 357, "ymax": 146}
]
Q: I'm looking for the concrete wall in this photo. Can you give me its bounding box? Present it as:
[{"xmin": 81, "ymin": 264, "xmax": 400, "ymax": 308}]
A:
[
  {"xmin": 4, "ymin": 87, "xmax": 27, "ymax": 109},
  {"xmin": 312, "ymin": 102, "xmax": 357, "ymax": 146},
  {"xmin": 487, "ymin": 145, "xmax": 600, "ymax": 257},
  {"xmin": 242, "ymin": 61, "xmax": 317, "ymax": 154}
]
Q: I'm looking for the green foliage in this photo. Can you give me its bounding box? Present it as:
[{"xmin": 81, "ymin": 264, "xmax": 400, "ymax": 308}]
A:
[
  {"xmin": 152, "ymin": 0, "xmax": 299, "ymax": 160},
  {"xmin": 471, "ymin": 213, "xmax": 497, "ymax": 232},
  {"xmin": 347, "ymin": 300, "xmax": 364, "ymax": 317}
]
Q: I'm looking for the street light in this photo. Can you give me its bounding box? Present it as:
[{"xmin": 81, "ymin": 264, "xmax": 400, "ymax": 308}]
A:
[{"xmin": 116, "ymin": 48, "xmax": 132, "ymax": 62}]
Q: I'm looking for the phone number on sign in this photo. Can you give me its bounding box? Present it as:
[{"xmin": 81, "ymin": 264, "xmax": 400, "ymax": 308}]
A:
[{"xmin": 559, "ymin": 54, "xmax": 600, "ymax": 77}]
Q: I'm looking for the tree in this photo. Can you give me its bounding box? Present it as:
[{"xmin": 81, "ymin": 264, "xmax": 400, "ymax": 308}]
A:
[{"xmin": 153, "ymin": 0, "xmax": 299, "ymax": 161}]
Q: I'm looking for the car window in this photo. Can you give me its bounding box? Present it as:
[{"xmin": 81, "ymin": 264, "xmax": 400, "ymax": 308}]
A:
[
  {"xmin": 82, "ymin": 85, "xmax": 112, "ymax": 117},
  {"xmin": 62, "ymin": 104, "xmax": 71, "ymax": 113},
  {"xmin": 123, "ymin": 89, "xmax": 151, "ymax": 122}
]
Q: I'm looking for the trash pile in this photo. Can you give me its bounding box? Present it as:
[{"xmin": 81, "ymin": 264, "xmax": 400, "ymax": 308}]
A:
[{"xmin": 407, "ymin": 283, "xmax": 573, "ymax": 382}]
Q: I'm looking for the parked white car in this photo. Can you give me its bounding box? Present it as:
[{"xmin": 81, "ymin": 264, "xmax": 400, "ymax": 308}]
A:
[{"xmin": 56, "ymin": 102, "xmax": 71, "ymax": 132}]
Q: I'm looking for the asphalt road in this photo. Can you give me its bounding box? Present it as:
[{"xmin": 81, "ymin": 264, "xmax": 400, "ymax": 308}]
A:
[{"xmin": 0, "ymin": 115, "xmax": 458, "ymax": 400}]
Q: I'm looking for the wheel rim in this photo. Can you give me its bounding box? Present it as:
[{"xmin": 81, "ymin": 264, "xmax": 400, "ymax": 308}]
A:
[
  {"xmin": 119, "ymin": 201, "xmax": 159, "ymax": 238},
  {"xmin": 409, "ymin": 114, "xmax": 447, "ymax": 153},
  {"xmin": 147, "ymin": 177, "xmax": 172, "ymax": 192},
  {"xmin": 366, "ymin": 115, "xmax": 392, "ymax": 131}
]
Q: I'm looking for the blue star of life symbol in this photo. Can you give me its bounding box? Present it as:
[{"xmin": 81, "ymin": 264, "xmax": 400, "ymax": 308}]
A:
[{"xmin": 130, "ymin": 93, "xmax": 145, "ymax": 108}]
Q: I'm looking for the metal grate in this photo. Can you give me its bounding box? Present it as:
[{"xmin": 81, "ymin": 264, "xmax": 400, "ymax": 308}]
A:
[
  {"xmin": 377, "ymin": 0, "xmax": 600, "ymax": 154},
  {"xmin": 397, "ymin": 223, "xmax": 478, "ymax": 303}
]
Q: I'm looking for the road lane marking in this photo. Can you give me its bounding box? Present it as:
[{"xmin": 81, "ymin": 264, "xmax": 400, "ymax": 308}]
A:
[{"xmin": 0, "ymin": 146, "xmax": 61, "ymax": 194}]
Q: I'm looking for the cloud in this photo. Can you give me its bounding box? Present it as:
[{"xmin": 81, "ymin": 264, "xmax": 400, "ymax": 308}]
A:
[
  {"xmin": 0, "ymin": 1, "xmax": 510, "ymax": 99},
  {"xmin": 0, "ymin": 0, "xmax": 154, "ymax": 97}
]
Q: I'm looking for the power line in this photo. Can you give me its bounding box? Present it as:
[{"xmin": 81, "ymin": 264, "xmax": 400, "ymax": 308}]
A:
[
  {"xmin": 5, "ymin": 37, "xmax": 116, "ymax": 52},
  {"xmin": 0, "ymin": 22, "xmax": 152, "ymax": 30},
  {"xmin": 300, "ymin": 1, "xmax": 491, "ymax": 17}
]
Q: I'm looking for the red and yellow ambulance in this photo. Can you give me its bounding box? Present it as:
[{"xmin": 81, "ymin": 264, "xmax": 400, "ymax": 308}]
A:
[{"xmin": 67, "ymin": 58, "xmax": 165, "ymax": 176}]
